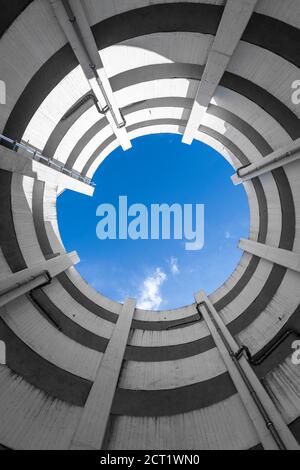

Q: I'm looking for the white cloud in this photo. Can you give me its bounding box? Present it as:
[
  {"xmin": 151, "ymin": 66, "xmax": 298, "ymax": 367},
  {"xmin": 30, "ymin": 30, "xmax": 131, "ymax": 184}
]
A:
[
  {"xmin": 225, "ymin": 231, "xmax": 233, "ymax": 239},
  {"xmin": 137, "ymin": 268, "xmax": 167, "ymax": 310},
  {"xmin": 169, "ymin": 256, "xmax": 180, "ymax": 275}
]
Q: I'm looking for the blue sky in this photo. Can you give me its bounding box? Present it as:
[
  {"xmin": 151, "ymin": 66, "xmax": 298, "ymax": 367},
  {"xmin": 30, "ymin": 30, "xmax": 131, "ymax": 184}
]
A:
[{"xmin": 57, "ymin": 134, "xmax": 249, "ymax": 310}]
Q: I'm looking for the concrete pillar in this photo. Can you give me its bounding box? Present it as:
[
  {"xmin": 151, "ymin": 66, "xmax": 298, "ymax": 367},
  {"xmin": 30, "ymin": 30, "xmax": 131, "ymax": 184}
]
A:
[
  {"xmin": 0, "ymin": 251, "xmax": 79, "ymax": 307},
  {"xmin": 183, "ymin": 0, "xmax": 258, "ymax": 144},
  {"xmin": 50, "ymin": 0, "xmax": 131, "ymax": 151},
  {"xmin": 232, "ymin": 138, "xmax": 300, "ymax": 184},
  {"xmin": 70, "ymin": 298, "xmax": 136, "ymax": 450},
  {"xmin": 239, "ymin": 239, "xmax": 300, "ymax": 273},
  {"xmin": 195, "ymin": 290, "xmax": 300, "ymax": 450}
]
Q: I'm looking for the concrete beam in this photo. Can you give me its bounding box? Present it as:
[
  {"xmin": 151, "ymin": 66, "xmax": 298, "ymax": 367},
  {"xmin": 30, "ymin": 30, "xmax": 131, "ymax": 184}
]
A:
[
  {"xmin": 0, "ymin": 251, "xmax": 79, "ymax": 307},
  {"xmin": 0, "ymin": 146, "xmax": 94, "ymax": 196},
  {"xmin": 50, "ymin": 0, "xmax": 131, "ymax": 151},
  {"xmin": 239, "ymin": 238, "xmax": 300, "ymax": 273},
  {"xmin": 232, "ymin": 139, "xmax": 300, "ymax": 184},
  {"xmin": 182, "ymin": 0, "xmax": 258, "ymax": 144},
  {"xmin": 70, "ymin": 298, "xmax": 136, "ymax": 450},
  {"xmin": 195, "ymin": 291, "xmax": 300, "ymax": 450}
]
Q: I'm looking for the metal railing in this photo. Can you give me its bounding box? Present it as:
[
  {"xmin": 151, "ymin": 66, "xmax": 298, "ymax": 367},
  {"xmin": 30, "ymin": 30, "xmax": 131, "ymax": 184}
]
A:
[{"xmin": 0, "ymin": 133, "xmax": 96, "ymax": 188}]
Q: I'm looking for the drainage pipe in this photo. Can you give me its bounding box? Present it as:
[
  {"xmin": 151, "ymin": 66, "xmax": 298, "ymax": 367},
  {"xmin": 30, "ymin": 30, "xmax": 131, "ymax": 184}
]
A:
[{"xmin": 195, "ymin": 291, "xmax": 300, "ymax": 450}]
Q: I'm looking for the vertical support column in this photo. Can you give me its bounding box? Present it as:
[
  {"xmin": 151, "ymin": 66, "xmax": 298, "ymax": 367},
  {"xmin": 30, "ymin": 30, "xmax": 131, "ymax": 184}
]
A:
[
  {"xmin": 195, "ymin": 291, "xmax": 300, "ymax": 450},
  {"xmin": 182, "ymin": 0, "xmax": 258, "ymax": 144},
  {"xmin": 50, "ymin": 0, "xmax": 131, "ymax": 151},
  {"xmin": 70, "ymin": 298, "xmax": 136, "ymax": 450},
  {"xmin": 238, "ymin": 239, "xmax": 300, "ymax": 273},
  {"xmin": 0, "ymin": 251, "xmax": 79, "ymax": 307}
]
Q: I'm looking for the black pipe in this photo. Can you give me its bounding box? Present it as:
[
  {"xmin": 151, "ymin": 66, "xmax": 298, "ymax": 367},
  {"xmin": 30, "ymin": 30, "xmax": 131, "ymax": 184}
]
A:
[
  {"xmin": 236, "ymin": 329, "xmax": 300, "ymax": 366},
  {"xmin": 166, "ymin": 317, "xmax": 201, "ymax": 330},
  {"xmin": 62, "ymin": 93, "xmax": 101, "ymax": 121},
  {"xmin": 61, "ymin": 0, "xmax": 126, "ymax": 128},
  {"xmin": 197, "ymin": 301, "xmax": 287, "ymax": 450}
]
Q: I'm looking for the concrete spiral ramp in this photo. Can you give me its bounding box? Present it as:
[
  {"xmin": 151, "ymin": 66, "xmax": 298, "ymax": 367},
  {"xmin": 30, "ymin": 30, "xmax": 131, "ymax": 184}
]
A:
[{"xmin": 0, "ymin": 0, "xmax": 300, "ymax": 450}]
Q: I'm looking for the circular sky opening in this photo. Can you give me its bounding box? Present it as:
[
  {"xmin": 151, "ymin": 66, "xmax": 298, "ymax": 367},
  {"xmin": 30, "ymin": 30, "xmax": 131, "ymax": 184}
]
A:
[{"xmin": 57, "ymin": 133, "xmax": 249, "ymax": 310}]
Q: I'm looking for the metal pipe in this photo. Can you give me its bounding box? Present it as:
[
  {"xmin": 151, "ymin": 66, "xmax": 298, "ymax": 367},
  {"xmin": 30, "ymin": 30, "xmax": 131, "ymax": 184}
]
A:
[
  {"xmin": 197, "ymin": 301, "xmax": 287, "ymax": 450},
  {"xmin": 237, "ymin": 145, "xmax": 300, "ymax": 178},
  {"xmin": 62, "ymin": 93, "xmax": 102, "ymax": 121},
  {"xmin": 0, "ymin": 133, "xmax": 95, "ymax": 187},
  {"xmin": 61, "ymin": 0, "xmax": 125, "ymax": 129},
  {"xmin": 166, "ymin": 317, "xmax": 201, "ymax": 330},
  {"xmin": 236, "ymin": 329, "xmax": 300, "ymax": 366}
]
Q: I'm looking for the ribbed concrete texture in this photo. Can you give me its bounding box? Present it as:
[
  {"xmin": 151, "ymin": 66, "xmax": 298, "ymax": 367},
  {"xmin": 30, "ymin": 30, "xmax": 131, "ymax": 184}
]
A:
[{"xmin": 0, "ymin": 0, "xmax": 299, "ymax": 450}]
